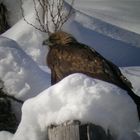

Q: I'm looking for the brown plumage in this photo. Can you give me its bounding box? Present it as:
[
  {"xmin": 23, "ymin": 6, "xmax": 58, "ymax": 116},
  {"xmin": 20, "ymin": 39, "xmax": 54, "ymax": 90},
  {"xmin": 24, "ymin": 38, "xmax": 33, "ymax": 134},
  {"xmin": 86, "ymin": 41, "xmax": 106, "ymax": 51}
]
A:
[{"xmin": 43, "ymin": 31, "xmax": 140, "ymax": 119}]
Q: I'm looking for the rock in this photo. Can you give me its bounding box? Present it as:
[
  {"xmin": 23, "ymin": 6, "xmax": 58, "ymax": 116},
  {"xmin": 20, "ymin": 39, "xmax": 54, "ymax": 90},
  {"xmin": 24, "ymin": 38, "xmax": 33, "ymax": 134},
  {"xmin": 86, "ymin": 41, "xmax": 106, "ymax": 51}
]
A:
[
  {"xmin": 0, "ymin": 3, "xmax": 10, "ymax": 34},
  {"xmin": 0, "ymin": 80, "xmax": 18, "ymax": 133}
]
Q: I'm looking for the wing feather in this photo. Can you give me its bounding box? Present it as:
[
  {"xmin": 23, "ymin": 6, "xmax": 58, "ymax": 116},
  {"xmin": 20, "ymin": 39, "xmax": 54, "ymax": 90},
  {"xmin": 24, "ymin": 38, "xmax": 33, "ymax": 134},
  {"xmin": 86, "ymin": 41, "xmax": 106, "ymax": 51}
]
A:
[{"xmin": 47, "ymin": 42, "xmax": 133, "ymax": 90}]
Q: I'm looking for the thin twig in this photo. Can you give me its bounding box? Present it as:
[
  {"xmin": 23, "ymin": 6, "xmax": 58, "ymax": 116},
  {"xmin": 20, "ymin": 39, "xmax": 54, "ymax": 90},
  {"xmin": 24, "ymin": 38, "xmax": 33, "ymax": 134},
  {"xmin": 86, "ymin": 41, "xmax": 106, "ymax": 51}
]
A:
[
  {"xmin": 33, "ymin": 0, "xmax": 46, "ymax": 31},
  {"xmin": 19, "ymin": 0, "xmax": 75, "ymax": 34},
  {"xmin": 19, "ymin": 0, "xmax": 47, "ymax": 33}
]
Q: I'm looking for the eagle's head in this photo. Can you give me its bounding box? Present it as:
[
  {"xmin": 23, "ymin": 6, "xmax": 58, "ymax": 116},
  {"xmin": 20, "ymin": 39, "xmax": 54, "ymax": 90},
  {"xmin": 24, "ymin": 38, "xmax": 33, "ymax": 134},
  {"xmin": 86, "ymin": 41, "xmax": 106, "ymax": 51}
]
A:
[{"xmin": 43, "ymin": 31, "xmax": 77, "ymax": 47}]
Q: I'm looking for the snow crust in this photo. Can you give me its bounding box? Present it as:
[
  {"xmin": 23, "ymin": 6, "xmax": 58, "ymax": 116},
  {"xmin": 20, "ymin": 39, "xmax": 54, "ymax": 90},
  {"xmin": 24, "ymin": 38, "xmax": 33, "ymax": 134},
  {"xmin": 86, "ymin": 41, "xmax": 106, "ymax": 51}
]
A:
[{"xmin": 12, "ymin": 74, "xmax": 139, "ymax": 140}]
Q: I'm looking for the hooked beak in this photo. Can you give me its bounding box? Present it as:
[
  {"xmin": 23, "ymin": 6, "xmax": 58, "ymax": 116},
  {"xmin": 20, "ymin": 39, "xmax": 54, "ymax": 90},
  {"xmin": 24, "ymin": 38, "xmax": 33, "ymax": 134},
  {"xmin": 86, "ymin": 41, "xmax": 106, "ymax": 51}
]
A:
[{"xmin": 42, "ymin": 39, "xmax": 49, "ymax": 45}]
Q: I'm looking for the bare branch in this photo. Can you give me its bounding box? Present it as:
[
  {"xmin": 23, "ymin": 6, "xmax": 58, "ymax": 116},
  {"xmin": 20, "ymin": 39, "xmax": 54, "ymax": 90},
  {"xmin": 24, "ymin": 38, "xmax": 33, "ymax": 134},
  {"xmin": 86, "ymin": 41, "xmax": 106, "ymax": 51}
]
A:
[
  {"xmin": 59, "ymin": 0, "xmax": 75, "ymax": 30},
  {"xmin": 32, "ymin": 0, "xmax": 46, "ymax": 31},
  {"xmin": 19, "ymin": 0, "xmax": 75, "ymax": 35},
  {"xmin": 19, "ymin": 0, "xmax": 46, "ymax": 32}
]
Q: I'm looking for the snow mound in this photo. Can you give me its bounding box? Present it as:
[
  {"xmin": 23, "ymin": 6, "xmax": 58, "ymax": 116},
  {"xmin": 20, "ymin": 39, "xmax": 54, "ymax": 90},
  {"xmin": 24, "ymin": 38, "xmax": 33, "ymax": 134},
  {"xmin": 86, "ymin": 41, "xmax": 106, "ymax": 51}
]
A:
[
  {"xmin": 13, "ymin": 73, "xmax": 139, "ymax": 140},
  {"xmin": 0, "ymin": 37, "xmax": 50, "ymax": 100}
]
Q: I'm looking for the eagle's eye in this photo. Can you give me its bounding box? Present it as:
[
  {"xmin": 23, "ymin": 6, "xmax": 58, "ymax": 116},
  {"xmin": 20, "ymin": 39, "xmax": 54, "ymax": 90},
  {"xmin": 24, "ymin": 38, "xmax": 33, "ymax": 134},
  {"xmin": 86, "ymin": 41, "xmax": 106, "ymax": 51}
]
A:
[{"xmin": 48, "ymin": 35, "xmax": 60, "ymax": 45}]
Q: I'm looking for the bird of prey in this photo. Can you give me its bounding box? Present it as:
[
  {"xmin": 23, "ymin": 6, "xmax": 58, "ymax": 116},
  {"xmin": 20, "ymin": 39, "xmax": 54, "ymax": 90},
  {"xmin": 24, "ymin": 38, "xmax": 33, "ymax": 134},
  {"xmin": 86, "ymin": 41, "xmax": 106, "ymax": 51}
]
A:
[{"xmin": 43, "ymin": 31, "xmax": 140, "ymax": 119}]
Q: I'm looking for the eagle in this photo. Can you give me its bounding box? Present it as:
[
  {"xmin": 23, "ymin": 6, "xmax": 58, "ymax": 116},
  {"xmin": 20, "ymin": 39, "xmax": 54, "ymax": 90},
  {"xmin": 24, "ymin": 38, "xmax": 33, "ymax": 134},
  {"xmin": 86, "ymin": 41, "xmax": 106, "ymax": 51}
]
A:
[{"xmin": 43, "ymin": 31, "xmax": 140, "ymax": 119}]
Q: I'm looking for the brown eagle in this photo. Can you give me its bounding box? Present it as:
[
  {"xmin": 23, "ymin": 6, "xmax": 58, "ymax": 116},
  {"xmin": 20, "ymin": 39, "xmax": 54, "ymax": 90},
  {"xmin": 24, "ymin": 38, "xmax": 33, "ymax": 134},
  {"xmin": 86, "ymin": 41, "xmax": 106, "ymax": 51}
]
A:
[{"xmin": 43, "ymin": 31, "xmax": 140, "ymax": 119}]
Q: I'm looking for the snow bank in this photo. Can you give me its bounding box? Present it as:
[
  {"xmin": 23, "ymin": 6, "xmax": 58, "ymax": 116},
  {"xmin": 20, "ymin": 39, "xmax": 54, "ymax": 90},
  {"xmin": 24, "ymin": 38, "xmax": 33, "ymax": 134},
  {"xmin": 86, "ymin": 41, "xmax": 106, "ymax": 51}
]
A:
[
  {"xmin": 13, "ymin": 73, "xmax": 139, "ymax": 140},
  {"xmin": 0, "ymin": 37, "xmax": 50, "ymax": 100}
]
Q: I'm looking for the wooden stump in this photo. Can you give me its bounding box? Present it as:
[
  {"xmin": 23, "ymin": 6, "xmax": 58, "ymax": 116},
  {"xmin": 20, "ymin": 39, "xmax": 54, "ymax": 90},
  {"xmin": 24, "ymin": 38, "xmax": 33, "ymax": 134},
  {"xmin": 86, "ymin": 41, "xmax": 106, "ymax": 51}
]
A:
[{"xmin": 47, "ymin": 120, "xmax": 114, "ymax": 140}]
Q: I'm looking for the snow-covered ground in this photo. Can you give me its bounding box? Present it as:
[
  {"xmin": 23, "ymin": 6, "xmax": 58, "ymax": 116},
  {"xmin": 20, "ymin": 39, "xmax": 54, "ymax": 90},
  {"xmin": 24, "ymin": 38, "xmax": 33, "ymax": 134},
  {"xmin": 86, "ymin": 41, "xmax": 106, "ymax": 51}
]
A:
[{"xmin": 0, "ymin": 0, "xmax": 140, "ymax": 140}]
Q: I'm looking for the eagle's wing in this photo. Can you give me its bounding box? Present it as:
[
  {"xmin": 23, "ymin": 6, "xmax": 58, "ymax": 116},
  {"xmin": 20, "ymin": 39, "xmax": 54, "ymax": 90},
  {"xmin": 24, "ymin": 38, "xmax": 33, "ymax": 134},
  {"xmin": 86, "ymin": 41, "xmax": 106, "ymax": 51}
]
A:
[
  {"xmin": 47, "ymin": 43, "xmax": 100, "ymax": 84},
  {"xmin": 47, "ymin": 42, "xmax": 133, "ymax": 89},
  {"xmin": 88, "ymin": 45, "xmax": 133, "ymax": 89},
  {"xmin": 90, "ymin": 46, "xmax": 133, "ymax": 89},
  {"xmin": 50, "ymin": 43, "xmax": 118, "ymax": 85}
]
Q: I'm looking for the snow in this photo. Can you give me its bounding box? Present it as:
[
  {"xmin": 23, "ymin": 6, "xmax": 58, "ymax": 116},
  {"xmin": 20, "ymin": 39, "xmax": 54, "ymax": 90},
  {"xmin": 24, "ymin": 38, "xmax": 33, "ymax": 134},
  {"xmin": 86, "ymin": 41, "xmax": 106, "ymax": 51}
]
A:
[
  {"xmin": 0, "ymin": 0, "xmax": 140, "ymax": 140},
  {"xmin": 2, "ymin": 8, "xmax": 48, "ymax": 65},
  {"xmin": 12, "ymin": 74, "xmax": 139, "ymax": 140},
  {"xmin": 0, "ymin": 37, "xmax": 50, "ymax": 100}
]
